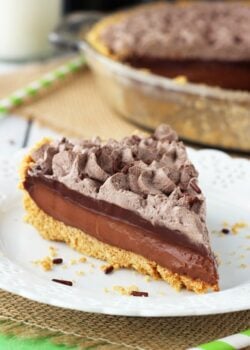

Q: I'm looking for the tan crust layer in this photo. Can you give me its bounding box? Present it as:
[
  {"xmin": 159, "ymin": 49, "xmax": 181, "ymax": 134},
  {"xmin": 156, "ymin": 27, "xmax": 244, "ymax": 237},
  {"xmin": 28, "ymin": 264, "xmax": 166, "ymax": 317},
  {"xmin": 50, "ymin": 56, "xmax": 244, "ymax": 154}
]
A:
[
  {"xmin": 86, "ymin": 12, "xmax": 126, "ymax": 60},
  {"xmin": 23, "ymin": 192, "xmax": 218, "ymax": 294}
]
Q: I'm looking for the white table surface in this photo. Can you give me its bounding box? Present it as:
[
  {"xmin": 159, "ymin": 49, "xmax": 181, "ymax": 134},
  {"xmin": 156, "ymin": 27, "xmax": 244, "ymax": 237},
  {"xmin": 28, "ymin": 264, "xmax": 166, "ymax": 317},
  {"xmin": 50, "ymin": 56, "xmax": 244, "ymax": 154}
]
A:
[{"xmin": 1, "ymin": 115, "xmax": 60, "ymax": 156}]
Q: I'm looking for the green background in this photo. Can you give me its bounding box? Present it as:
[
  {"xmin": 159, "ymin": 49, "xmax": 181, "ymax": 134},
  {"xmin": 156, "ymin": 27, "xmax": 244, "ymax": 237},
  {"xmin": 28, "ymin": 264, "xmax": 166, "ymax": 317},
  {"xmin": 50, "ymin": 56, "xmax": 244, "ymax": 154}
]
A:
[{"xmin": 0, "ymin": 335, "xmax": 77, "ymax": 350}]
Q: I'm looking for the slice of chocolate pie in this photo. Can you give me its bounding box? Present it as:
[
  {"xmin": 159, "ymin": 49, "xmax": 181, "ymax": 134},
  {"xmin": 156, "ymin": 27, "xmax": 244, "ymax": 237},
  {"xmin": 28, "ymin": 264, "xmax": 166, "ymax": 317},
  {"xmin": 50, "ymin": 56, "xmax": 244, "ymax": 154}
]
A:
[{"xmin": 20, "ymin": 125, "xmax": 219, "ymax": 293}]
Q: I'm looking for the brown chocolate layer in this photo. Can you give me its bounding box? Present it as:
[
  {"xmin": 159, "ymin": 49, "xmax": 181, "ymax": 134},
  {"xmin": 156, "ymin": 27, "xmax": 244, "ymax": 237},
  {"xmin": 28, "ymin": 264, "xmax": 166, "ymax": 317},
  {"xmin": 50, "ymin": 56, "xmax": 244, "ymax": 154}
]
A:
[
  {"xmin": 24, "ymin": 175, "xmax": 218, "ymax": 285},
  {"xmin": 126, "ymin": 58, "xmax": 250, "ymax": 91}
]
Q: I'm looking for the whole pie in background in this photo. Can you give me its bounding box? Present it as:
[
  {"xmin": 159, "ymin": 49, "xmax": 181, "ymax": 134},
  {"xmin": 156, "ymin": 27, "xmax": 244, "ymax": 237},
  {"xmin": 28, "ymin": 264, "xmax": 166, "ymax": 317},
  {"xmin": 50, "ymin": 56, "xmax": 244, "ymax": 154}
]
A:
[{"xmin": 87, "ymin": 1, "xmax": 250, "ymax": 90}]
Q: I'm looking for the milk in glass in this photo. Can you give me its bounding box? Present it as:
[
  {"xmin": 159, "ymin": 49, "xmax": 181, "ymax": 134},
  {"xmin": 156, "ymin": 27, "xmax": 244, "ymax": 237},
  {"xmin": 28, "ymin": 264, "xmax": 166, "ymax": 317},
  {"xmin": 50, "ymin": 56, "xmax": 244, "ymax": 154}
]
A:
[{"xmin": 0, "ymin": 0, "xmax": 62, "ymax": 61}]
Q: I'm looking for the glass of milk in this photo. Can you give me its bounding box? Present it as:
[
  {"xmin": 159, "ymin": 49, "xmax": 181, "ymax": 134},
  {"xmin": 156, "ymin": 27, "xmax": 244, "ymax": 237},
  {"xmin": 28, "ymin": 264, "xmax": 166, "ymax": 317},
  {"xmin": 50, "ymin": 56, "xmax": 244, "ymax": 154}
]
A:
[{"xmin": 0, "ymin": 0, "xmax": 62, "ymax": 61}]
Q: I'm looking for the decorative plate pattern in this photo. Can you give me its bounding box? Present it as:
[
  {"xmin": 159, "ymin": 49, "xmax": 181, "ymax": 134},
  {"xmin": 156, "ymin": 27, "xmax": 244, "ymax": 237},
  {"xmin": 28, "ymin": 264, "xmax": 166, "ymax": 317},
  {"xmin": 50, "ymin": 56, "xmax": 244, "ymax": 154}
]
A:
[{"xmin": 0, "ymin": 148, "xmax": 249, "ymax": 317}]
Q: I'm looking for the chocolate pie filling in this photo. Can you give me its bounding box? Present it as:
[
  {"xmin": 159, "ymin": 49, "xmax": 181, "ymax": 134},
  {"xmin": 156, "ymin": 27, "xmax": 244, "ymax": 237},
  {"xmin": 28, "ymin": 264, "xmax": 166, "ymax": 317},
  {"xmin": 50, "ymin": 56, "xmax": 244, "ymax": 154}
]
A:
[
  {"xmin": 24, "ymin": 175, "xmax": 218, "ymax": 285},
  {"xmin": 126, "ymin": 59, "xmax": 250, "ymax": 91}
]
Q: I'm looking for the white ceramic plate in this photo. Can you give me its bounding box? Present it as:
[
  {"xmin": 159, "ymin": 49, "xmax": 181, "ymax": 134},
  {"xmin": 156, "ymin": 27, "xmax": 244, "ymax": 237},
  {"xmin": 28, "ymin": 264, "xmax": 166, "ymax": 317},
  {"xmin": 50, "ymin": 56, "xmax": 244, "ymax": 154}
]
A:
[{"xmin": 0, "ymin": 149, "xmax": 249, "ymax": 317}]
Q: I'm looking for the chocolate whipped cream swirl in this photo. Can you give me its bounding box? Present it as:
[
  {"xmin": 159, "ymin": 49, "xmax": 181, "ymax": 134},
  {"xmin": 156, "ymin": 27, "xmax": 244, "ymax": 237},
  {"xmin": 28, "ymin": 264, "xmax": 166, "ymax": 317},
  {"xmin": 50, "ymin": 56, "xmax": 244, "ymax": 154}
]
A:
[
  {"xmin": 100, "ymin": 2, "xmax": 250, "ymax": 62},
  {"xmin": 29, "ymin": 125, "xmax": 208, "ymax": 248}
]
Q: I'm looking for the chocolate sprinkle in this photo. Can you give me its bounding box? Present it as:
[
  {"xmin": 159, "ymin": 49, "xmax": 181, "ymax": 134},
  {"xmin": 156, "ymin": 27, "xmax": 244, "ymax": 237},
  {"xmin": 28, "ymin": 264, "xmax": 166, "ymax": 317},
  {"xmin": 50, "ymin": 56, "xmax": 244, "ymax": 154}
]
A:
[
  {"xmin": 190, "ymin": 181, "xmax": 201, "ymax": 194},
  {"xmin": 104, "ymin": 265, "xmax": 114, "ymax": 274},
  {"xmin": 130, "ymin": 291, "xmax": 149, "ymax": 297},
  {"xmin": 121, "ymin": 164, "xmax": 131, "ymax": 174},
  {"xmin": 221, "ymin": 228, "xmax": 230, "ymax": 234},
  {"xmin": 52, "ymin": 279, "xmax": 73, "ymax": 286},
  {"xmin": 52, "ymin": 258, "xmax": 63, "ymax": 264}
]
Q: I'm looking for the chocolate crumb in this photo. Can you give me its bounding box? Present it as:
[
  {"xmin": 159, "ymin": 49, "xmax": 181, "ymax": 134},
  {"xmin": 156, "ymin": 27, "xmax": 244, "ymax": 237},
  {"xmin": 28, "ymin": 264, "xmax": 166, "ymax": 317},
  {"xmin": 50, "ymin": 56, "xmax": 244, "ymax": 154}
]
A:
[
  {"xmin": 186, "ymin": 195, "xmax": 199, "ymax": 206},
  {"xmin": 190, "ymin": 180, "xmax": 201, "ymax": 194},
  {"xmin": 121, "ymin": 164, "xmax": 131, "ymax": 174},
  {"xmin": 104, "ymin": 265, "xmax": 114, "ymax": 274},
  {"xmin": 52, "ymin": 279, "xmax": 73, "ymax": 286},
  {"xmin": 130, "ymin": 291, "xmax": 149, "ymax": 297},
  {"xmin": 52, "ymin": 258, "xmax": 63, "ymax": 264},
  {"xmin": 221, "ymin": 228, "xmax": 230, "ymax": 234}
]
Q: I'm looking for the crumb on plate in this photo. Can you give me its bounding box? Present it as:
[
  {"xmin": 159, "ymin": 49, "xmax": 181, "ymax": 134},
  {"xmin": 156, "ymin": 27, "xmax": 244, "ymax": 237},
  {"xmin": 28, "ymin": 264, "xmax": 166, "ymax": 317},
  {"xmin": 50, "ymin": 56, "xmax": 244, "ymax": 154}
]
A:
[
  {"xmin": 33, "ymin": 256, "xmax": 53, "ymax": 271},
  {"xmin": 215, "ymin": 253, "xmax": 222, "ymax": 266},
  {"xmin": 70, "ymin": 259, "xmax": 77, "ymax": 265},
  {"xmin": 75, "ymin": 270, "xmax": 85, "ymax": 276},
  {"xmin": 113, "ymin": 285, "xmax": 139, "ymax": 296},
  {"xmin": 49, "ymin": 246, "xmax": 58, "ymax": 258},
  {"xmin": 112, "ymin": 285, "xmax": 149, "ymax": 297},
  {"xmin": 239, "ymin": 264, "xmax": 247, "ymax": 269},
  {"xmin": 231, "ymin": 222, "xmax": 248, "ymax": 235},
  {"xmin": 158, "ymin": 291, "xmax": 166, "ymax": 296},
  {"xmin": 79, "ymin": 256, "xmax": 87, "ymax": 263}
]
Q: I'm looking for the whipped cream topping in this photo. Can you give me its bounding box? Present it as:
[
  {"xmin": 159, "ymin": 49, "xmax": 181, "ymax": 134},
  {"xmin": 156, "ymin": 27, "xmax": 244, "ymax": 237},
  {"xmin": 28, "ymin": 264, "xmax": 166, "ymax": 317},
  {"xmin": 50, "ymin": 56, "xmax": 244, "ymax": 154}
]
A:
[
  {"xmin": 100, "ymin": 2, "xmax": 250, "ymax": 62},
  {"xmin": 29, "ymin": 125, "xmax": 209, "ymax": 250}
]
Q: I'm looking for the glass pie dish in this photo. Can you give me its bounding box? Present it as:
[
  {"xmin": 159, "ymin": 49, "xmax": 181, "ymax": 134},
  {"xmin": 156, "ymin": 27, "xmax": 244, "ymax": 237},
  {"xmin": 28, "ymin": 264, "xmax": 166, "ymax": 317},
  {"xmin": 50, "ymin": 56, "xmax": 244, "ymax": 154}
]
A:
[{"xmin": 50, "ymin": 12, "xmax": 250, "ymax": 153}]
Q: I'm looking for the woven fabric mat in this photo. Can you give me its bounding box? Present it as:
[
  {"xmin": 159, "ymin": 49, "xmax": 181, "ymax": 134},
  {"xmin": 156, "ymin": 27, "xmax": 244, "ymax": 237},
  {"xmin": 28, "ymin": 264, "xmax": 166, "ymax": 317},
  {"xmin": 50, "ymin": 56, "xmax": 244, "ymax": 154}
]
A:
[
  {"xmin": 0, "ymin": 56, "xmax": 138, "ymax": 139},
  {"xmin": 0, "ymin": 291, "xmax": 249, "ymax": 350},
  {"xmin": 0, "ymin": 58, "xmax": 250, "ymax": 350}
]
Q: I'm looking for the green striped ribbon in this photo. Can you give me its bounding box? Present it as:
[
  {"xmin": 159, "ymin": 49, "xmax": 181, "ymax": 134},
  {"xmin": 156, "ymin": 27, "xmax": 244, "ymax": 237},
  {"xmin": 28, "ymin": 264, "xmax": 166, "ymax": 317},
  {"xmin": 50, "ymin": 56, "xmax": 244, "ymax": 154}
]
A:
[
  {"xmin": 188, "ymin": 329, "xmax": 250, "ymax": 350},
  {"xmin": 0, "ymin": 56, "xmax": 86, "ymax": 118}
]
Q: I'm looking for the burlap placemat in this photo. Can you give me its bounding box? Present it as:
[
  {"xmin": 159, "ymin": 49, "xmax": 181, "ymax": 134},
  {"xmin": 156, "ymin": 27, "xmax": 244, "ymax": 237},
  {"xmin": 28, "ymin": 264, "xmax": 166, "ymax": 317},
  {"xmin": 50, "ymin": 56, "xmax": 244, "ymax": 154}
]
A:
[
  {"xmin": 0, "ymin": 56, "xmax": 138, "ymax": 139},
  {"xmin": 0, "ymin": 290, "xmax": 249, "ymax": 350},
  {"xmin": 1, "ymin": 58, "xmax": 249, "ymax": 350}
]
